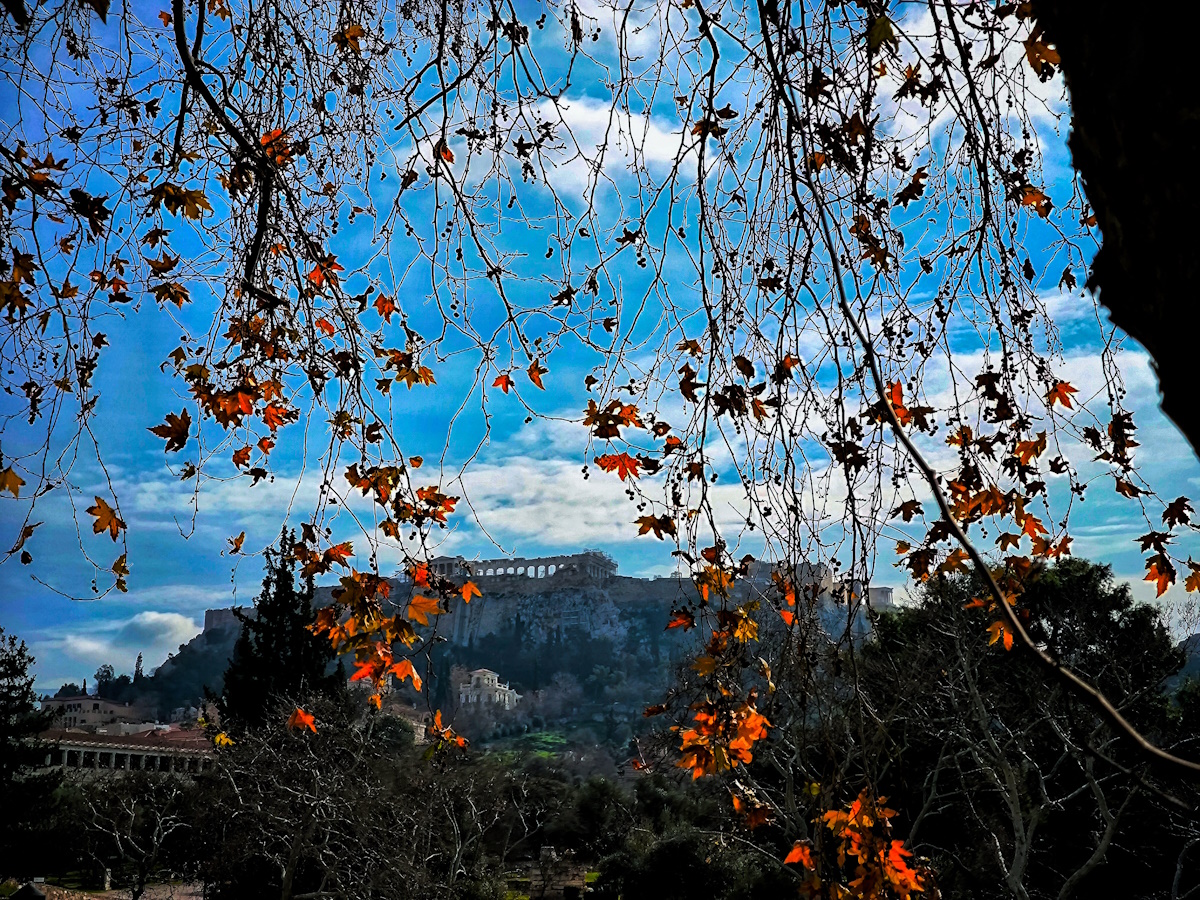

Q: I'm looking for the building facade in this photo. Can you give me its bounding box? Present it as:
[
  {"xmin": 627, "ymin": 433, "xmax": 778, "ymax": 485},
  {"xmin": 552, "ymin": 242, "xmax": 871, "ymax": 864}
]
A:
[
  {"xmin": 38, "ymin": 728, "xmax": 214, "ymax": 775},
  {"xmin": 39, "ymin": 695, "xmax": 151, "ymax": 731},
  {"xmin": 458, "ymin": 669, "xmax": 521, "ymax": 710}
]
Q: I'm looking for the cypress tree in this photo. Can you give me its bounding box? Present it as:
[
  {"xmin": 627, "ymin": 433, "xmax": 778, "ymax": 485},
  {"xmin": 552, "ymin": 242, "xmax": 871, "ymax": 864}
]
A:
[{"xmin": 217, "ymin": 529, "xmax": 342, "ymax": 729}]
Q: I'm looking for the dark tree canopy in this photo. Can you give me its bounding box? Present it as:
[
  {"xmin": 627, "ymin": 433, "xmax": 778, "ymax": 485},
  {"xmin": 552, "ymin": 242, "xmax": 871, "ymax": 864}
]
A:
[
  {"xmin": 0, "ymin": 626, "xmax": 61, "ymax": 872},
  {"xmin": 217, "ymin": 530, "xmax": 343, "ymax": 729}
]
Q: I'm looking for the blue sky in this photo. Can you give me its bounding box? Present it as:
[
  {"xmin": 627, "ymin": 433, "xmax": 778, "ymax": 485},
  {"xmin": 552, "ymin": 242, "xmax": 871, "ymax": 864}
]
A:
[{"xmin": 3, "ymin": 0, "xmax": 1200, "ymax": 692}]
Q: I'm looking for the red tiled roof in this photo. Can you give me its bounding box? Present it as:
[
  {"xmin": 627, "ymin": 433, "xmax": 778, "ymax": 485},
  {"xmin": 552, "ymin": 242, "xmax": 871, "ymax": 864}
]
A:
[{"xmin": 39, "ymin": 728, "xmax": 212, "ymax": 753}]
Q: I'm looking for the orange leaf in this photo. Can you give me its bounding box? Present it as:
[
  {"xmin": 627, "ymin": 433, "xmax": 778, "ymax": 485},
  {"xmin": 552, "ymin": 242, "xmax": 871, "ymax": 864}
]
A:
[
  {"xmin": 527, "ymin": 360, "xmax": 548, "ymax": 389},
  {"xmin": 987, "ymin": 620, "xmax": 1014, "ymax": 651},
  {"xmin": 492, "ymin": 373, "xmax": 514, "ymax": 393},
  {"xmin": 595, "ymin": 452, "xmax": 642, "ymax": 481},
  {"xmin": 388, "ymin": 658, "xmax": 422, "ymax": 690},
  {"xmin": 1185, "ymin": 561, "xmax": 1200, "ymax": 594},
  {"xmin": 374, "ymin": 294, "xmax": 397, "ymax": 322},
  {"xmin": 287, "ymin": 707, "xmax": 316, "ymax": 732},
  {"xmin": 1019, "ymin": 185, "xmax": 1054, "ymax": 218},
  {"xmin": 434, "ymin": 138, "xmax": 455, "ymax": 163},
  {"xmin": 1145, "ymin": 556, "xmax": 1176, "ymax": 597},
  {"xmin": 1014, "ymin": 431, "xmax": 1047, "ymax": 466},
  {"xmin": 783, "ymin": 841, "xmax": 814, "ymax": 869},
  {"xmin": 227, "ymin": 531, "xmax": 246, "ymax": 554},
  {"xmin": 666, "ymin": 608, "xmax": 695, "ymax": 630},
  {"xmin": 323, "ymin": 542, "xmax": 354, "ymax": 568},
  {"xmin": 0, "ymin": 466, "xmax": 25, "ymax": 498},
  {"xmin": 461, "ymin": 581, "xmax": 482, "ymax": 603},
  {"xmin": 407, "ymin": 593, "xmax": 442, "ymax": 625},
  {"xmin": 1046, "ymin": 380, "xmax": 1077, "ymax": 409}
]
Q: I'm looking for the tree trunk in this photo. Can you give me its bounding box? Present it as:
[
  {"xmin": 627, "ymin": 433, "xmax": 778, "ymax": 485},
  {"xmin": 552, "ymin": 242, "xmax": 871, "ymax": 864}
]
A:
[{"xmin": 1035, "ymin": 0, "xmax": 1200, "ymax": 457}]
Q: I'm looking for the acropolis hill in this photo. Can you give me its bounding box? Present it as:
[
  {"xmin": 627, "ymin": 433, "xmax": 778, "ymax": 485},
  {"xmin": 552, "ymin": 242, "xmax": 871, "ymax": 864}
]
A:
[
  {"xmin": 155, "ymin": 550, "xmax": 893, "ymax": 719},
  {"xmin": 201, "ymin": 549, "xmax": 893, "ymax": 649}
]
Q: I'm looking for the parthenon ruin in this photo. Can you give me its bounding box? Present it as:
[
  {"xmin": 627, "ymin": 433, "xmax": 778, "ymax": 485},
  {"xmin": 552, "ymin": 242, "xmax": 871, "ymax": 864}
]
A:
[{"xmin": 416, "ymin": 549, "xmax": 617, "ymax": 583}]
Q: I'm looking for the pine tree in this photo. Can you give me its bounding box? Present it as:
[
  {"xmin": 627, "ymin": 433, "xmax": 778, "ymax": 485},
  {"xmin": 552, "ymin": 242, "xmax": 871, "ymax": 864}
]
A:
[
  {"xmin": 0, "ymin": 626, "xmax": 61, "ymax": 870},
  {"xmin": 218, "ymin": 529, "xmax": 343, "ymax": 729},
  {"xmin": 133, "ymin": 652, "xmax": 144, "ymax": 684}
]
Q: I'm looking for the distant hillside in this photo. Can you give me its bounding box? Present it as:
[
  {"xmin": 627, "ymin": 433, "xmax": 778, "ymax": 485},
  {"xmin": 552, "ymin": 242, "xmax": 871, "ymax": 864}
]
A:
[
  {"xmin": 1173, "ymin": 633, "xmax": 1200, "ymax": 686},
  {"xmin": 139, "ymin": 624, "xmax": 239, "ymax": 719}
]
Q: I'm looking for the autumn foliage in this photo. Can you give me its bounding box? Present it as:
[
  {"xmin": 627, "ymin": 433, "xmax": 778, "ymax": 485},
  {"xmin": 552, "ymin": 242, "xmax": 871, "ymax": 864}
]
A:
[{"xmin": 3, "ymin": 1, "xmax": 1200, "ymax": 893}]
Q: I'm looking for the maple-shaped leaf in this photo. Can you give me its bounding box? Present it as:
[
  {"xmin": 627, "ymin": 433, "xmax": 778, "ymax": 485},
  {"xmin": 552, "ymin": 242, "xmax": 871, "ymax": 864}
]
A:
[
  {"xmin": 997, "ymin": 532, "xmax": 1023, "ymax": 552},
  {"xmin": 987, "ymin": 620, "xmax": 1015, "ymax": 651},
  {"xmin": 893, "ymin": 165, "xmax": 928, "ymax": 208},
  {"xmin": 332, "ymin": 22, "xmax": 366, "ymax": 53},
  {"xmin": 1014, "ymin": 431, "xmax": 1047, "ymax": 466},
  {"xmin": 890, "ymin": 499, "xmax": 922, "ymax": 522},
  {"xmin": 148, "ymin": 182, "xmax": 212, "ymax": 219},
  {"xmin": 0, "ymin": 465, "xmax": 26, "ymax": 498},
  {"xmin": 287, "ymin": 707, "xmax": 317, "ymax": 733},
  {"xmin": 461, "ymin": 581, "xmax": 482, "ymax": 602},
  {"xmin": 227, "ymin": 531, "xmax": 246, "ymax": 554},
  {"xmin": 407, "ymin": 593, "xmax": 442, "ymax": 625},
  {"xmin": 493, "ymin": 372, "xmax": 514, "ymax": 393},
  {"xmin": 308, "ymin": 255, "xmax": 344, "ymax": 287},
  {"xmin": 635, "ymin": 514, "xmax": 676, "ymax": 539},
  {"xmin": 937, "ymin": 548, "xmax": 970, "ymax": 575},
  {"xmin": 1145, "ymin": 555, "xmax": 1176, "ymax": 597},
  {"xmin": 1185, "ymin": 560, "xmax": 1200, "ymax": 594},
  {"xmin": 1023, "ymin": 24, "xmax": 1060, "ymax": 80},
  {"xmin": 1163, "ymin": 496, "xmax": 1193, "ymax": 527},
  {"xmin": 374, "ymin": 294, "xmax": 397, "ymax": 322},
  {"xmin": 866, "ymin": 14, "xmax": 898, "ymax": 54},
  {"xmin": 783, "ymin": 842, "xmax": 815, "ymax": 869},
  {"xmin": 595, "ymin": 452, "xmax": 641, "ymax": 480},
  {"xmin": 232, "ymin": 446, "xmax": 251, "ymax": 469},
  {"xmin": 1045, "ymin": 380, "xmax": 1077, "ymax": 409},
  {"xmin": 1019, "ymin": 185, "xmax": 1054, "ymax": 218},
  {"xmin": 527, "ymin": 360, "xmax": 548, "ymax": 389},
  {"xmin": 666, "ymin": 608, "xmax": 695, "ymax": 630},
  {"xmin": 262, "ymin": 402, "xmax": 295, "ymax": 431},
  {"xmin": 87, "ymin": 496, "xmax": 125, "ymax": 541},
  {"xmin": 388, "ymin": 659, "xmax": 422, "ymax": 690},
  {"xmin": 148, "ymin": 408, "xmax": 191, "ymax": 452},
  {"xmin": 323, "ymin": 542, "xmax": 354, "ymax": 568},
  {"xmin": 1115, "ymin": 477, "xmax": 1143, "ymax": 499}
]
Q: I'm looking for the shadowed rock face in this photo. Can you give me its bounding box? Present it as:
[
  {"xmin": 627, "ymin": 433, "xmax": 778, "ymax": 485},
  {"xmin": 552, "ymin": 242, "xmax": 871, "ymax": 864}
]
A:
[{"xmin": 1034, "ymin": 0, "xmax": 1200, "ymax": 458}]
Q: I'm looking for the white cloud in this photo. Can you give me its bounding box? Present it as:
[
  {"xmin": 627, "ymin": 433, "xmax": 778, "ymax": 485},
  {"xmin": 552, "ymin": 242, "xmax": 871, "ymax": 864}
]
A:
[{"xmin": 32, "ymin": 611, "xmax": 201, "ymax": 690}]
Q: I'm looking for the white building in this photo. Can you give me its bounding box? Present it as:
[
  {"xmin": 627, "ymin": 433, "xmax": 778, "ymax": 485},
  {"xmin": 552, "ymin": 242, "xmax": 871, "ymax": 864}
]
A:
[
  {"xmin": 40, "ymin": 695, "xmax": 151, "ymax": 731},
  {"xmin": 458, "ymin": 669, "xmax": 521, "ymax": 710}
]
